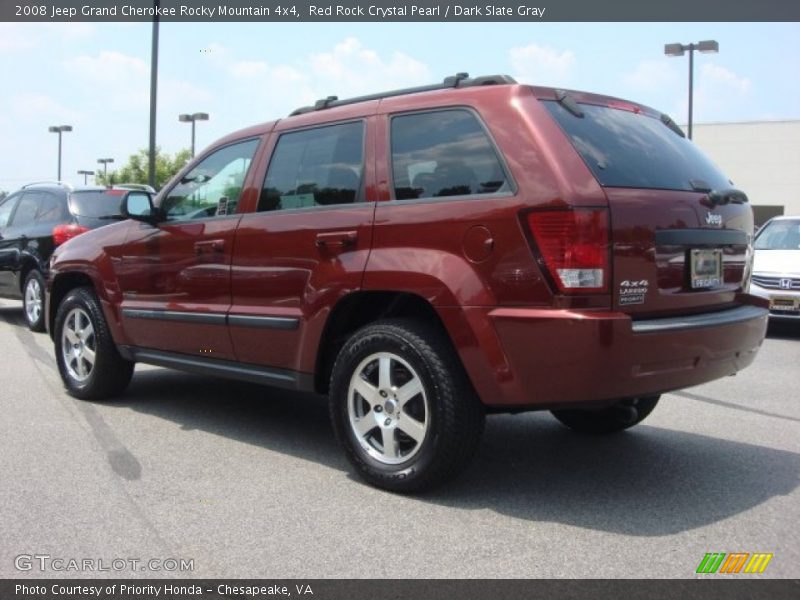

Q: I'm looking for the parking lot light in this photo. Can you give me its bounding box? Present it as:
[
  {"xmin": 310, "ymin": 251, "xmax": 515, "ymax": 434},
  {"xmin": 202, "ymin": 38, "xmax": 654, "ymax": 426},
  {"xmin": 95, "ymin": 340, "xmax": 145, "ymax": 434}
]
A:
[
  {"xmin": 97, "ymin": 158, "xmax": 114, "ymax": 183},
  {"xmin": 48, "ymin": 125, "xmax": 73, "ymax": 180},
  {"xmin": 664, "ymin": 40, "xmax": 719, "ymax": 139},
  {"xmin": 77, "ymin": 170, "xmax": 95, "ymax": 185},
  {"xmin": 179, "ymin": 112, "xmax": 210, "ymax": 157}
]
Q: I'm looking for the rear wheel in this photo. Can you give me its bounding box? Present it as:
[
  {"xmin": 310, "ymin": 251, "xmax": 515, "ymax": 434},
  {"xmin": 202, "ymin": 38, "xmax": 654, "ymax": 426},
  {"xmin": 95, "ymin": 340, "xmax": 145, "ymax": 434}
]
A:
[
  {"xmin": 23, "ymin": 270, "xmax": 46, "ymax": 332},
  {"xmin": 329, "ymin": 319, "xmax": 485, "ymax": 493},
  {"xmin": 54, "ymin": 287, "xmax": 134, "ymax": 400},
  {"xmin": 551, "ymin": 395, "xmax": 660, "ymax": 434}
]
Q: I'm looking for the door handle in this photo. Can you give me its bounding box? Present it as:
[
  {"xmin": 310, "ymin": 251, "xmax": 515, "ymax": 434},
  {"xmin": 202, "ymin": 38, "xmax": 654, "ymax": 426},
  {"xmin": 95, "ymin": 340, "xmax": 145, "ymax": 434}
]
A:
[
  {"xmin": 315, "ymin": 231, "xmax": 358, "ymax": 249},
  {"xmin": 194, "ymin": 239, "xmax": 225, "ymax": 255}
]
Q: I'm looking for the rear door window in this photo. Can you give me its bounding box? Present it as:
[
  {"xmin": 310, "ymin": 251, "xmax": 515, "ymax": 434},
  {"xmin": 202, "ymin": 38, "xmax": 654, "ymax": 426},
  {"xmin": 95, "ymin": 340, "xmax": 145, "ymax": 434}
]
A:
[
  {"xmin": 259, "ymin": 121, "xmax": 364, "ymax": 212},
  {"xmin": 543, "ymin": 101, "xmax": 731, "ymax": 191},
  {"xmin": 390, "ymin": 109, "xmax": 510, "ymax": 200},
  {"xmin": 35, "ymin": 192, "xmax": 66, "ymax": 223}
]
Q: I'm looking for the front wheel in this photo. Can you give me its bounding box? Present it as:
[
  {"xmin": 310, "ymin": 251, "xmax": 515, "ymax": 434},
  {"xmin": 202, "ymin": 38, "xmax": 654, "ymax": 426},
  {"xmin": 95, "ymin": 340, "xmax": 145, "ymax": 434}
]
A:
[
  {"xmin": 329, "ymin": 319, "xmax": 485, "ymax": 493},
  {"xmin": 551, "ymin": 395, "xmax": 660, "ymax": 434},
  {"xmin": 23, "ymin": 270, "xmax": 46, "ymax": 332},
  {"xmin": 54, "ymin": 287, "xmax": 134, "ymax": 400}
]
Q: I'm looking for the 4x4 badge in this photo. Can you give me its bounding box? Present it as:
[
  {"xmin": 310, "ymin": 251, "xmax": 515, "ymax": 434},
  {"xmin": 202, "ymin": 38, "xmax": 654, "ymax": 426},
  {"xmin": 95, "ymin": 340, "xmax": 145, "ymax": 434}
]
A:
[
  {"xmin": 706, "ymin": 213, "xmax": 722, "ymax": 226},
  {"xmin": 619, "ymin": 279, "xmax": 649, "ymax": 305}
]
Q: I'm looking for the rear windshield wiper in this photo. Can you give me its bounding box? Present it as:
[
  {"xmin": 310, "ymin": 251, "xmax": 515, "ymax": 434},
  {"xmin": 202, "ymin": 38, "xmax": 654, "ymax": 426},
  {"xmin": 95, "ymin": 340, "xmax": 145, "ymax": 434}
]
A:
[
  {"xmin": 660, "ymin": 113, "xmax": 686, "ymax": 138},
  {"xmin": 701, "ymin": 188, "xmax": 749, "ymax": 206},
  {"xmin": 97, "ymin": 214, "xmax": 127, "ymax": 220},
  {"xmin": 554, "ymin": 90, "xmax": 584, "ymax": 118}
]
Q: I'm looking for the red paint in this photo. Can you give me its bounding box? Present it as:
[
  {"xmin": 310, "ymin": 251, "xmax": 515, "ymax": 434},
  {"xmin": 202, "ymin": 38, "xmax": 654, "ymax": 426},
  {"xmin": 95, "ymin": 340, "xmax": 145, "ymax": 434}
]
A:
[{"xmin": 48, "ymin": 81, "xmax": 767, "ymax": 408}]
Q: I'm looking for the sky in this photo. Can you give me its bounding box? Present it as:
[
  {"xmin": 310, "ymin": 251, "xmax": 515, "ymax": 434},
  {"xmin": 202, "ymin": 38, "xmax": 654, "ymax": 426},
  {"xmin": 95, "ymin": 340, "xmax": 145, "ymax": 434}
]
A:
[{"xmin": 1, "ymin": 21, "xmax": 799, "ymax": 193}]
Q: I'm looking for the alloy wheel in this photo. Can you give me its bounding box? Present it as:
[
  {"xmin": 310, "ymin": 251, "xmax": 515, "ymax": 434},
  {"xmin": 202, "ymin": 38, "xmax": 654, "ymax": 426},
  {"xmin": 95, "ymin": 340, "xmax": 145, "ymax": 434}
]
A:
[
  {"xmin": 24, "ymin": 276, "xmax": 43, "ymax": 325},
  {"xmin": 61, "ymin": 307, "xmax": 96, "ymax": 382},
  {"xmin": 347, "ymin": 351, "xmax": 430, "ymax": 465}
]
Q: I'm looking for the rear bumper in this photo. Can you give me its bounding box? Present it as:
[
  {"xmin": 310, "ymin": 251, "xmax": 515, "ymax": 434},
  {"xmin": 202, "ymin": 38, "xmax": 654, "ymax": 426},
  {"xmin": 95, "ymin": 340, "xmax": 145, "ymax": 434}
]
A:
[{"xmin": 440, "ymin": 302, "xmax": 768, "ymax": 409}]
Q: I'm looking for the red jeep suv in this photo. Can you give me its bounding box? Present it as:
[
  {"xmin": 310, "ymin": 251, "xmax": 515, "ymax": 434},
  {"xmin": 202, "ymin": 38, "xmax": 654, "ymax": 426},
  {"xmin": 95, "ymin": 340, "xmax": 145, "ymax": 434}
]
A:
[{"xmin": 47, "ymin": 74, "xmax": 768, "ymax": 492}]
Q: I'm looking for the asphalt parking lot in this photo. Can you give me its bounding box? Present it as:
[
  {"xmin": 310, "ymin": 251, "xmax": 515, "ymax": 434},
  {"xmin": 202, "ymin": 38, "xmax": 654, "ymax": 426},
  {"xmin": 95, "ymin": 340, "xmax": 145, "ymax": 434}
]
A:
[{"xmin": 0, "ymin": 297, "xmax": 798, "ymax": 579}]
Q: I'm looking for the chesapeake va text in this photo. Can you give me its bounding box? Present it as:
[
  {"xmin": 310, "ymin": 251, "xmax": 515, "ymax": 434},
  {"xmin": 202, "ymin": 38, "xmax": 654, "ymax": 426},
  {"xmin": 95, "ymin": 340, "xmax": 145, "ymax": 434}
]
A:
[{"xmin": 17, "ymin": 584, "xmax": 312, "ymax": 597}]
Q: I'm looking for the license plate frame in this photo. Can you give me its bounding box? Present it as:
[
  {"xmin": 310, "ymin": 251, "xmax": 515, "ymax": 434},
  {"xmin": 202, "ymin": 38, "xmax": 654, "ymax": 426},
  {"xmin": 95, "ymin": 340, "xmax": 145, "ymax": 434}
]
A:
[
  {"xmin": 769, "ymin": 296, "xmax": 799, "ymax": 312},
  {"xmin": 689, "ymin": 248, "xmax": 723, "ymax": 289}
]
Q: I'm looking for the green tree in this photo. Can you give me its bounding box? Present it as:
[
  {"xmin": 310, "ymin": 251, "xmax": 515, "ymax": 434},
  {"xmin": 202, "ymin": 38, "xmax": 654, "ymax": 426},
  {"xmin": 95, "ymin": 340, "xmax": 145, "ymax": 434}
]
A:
[{"xmin": 96, "ymin": 147, "xmax": 191, "ymax": 191}]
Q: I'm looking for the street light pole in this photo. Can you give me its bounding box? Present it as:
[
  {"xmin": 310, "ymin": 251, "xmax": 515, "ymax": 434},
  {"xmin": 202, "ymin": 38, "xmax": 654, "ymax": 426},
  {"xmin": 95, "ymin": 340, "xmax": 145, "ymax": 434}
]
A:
[
  {"xmin": 97, "ymin": 158, "xmax": 114, "ymax": 182},
  {"xmin": 48, "ymin": 125, "xmax": 73, "ymax": 180},
  {"xmin": 664, "ymin": 40, "xmax": 719, "ymax": 140},
  {"xmin": 148, "ymin": 0, "xmax": 160, "ymax": 189},
  {"xmin": 77, "ymin": 170, "xmax": 95, "ymax": 185},
  {"xmin": 688, "ymin": 44, "xmax": 694, "ymax": 139},
  {"xmin": 178, "ymin": 112, "xmax": 210, "ymax": 156}
]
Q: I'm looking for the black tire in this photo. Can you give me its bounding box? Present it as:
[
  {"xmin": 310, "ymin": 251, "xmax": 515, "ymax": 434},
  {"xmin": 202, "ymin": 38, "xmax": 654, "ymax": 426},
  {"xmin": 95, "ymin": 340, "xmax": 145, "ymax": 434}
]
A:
[
  {"xmin": 551, "ymin": 395, "xmax": 660, "ymax": 434},
  {"xmin": 329, "ymin": 319, "xmax": 485, "ymax": 493},
  {"xmin": 22, "ymin": 269, "xmax": 46, "ymax": 332},
  {"xmin": 54, "ymin": 287, "xmax": 134, "ymax": 400}
]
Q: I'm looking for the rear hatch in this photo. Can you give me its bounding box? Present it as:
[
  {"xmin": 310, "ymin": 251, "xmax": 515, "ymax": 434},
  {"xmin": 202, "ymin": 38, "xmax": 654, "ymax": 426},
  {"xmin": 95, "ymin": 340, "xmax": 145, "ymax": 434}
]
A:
[{"xmin": 541, "ymin": 91, "xmax": 752, "ymax": 318}]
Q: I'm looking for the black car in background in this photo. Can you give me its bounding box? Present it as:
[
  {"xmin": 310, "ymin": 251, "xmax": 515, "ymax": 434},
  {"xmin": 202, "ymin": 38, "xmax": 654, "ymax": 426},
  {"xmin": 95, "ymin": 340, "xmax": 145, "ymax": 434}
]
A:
[{"xmin": 0, "ymin": 182, "xmax": 131, "ymax": 331}]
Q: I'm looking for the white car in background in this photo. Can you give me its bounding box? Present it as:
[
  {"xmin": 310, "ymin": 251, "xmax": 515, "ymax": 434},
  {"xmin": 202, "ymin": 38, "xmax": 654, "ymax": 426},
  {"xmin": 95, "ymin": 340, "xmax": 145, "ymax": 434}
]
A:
[{"xmin": 751, "ymin": 216, "xmax": 800, "ymax": 320}]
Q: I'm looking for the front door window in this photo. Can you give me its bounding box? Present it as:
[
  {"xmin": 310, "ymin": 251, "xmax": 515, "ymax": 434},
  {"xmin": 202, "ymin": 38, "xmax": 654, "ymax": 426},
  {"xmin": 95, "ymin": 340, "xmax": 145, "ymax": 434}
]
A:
[{"xmin": 161, "ymin": 139, "xmax": 260, "ymax": 221}]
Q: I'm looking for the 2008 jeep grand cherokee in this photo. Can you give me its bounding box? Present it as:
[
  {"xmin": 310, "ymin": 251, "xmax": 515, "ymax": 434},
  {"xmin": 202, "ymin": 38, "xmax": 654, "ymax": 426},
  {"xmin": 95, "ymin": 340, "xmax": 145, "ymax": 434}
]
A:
[{"xmin": 47, "ymin": 73, "xmax": 768, "ymax": 492}]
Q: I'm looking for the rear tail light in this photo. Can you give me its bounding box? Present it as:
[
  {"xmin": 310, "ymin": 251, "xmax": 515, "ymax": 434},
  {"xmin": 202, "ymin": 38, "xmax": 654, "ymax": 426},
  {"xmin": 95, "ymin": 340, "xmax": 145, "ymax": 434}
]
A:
[
  {"xmin": 526, "ymin": 208, "xmax": 610, "ymax": 293},
  {"xmin": 53, "ymin": 224, "xmax": 90, "ymax": 246}
]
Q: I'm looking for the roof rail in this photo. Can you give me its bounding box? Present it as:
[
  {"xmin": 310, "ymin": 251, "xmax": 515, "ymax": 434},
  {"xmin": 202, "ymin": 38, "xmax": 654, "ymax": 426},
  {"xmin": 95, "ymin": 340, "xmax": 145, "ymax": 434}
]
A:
[
  {"xmin": 112, "ymin": 183, "xmax": 156, "ymax": 193},
  {"xmin": 289, "ymin": 73, "xmax": 517, "ymax": 116},
  {"xmin": 21, "ymin": 180, "xmax": 73, "ymax": 190}
]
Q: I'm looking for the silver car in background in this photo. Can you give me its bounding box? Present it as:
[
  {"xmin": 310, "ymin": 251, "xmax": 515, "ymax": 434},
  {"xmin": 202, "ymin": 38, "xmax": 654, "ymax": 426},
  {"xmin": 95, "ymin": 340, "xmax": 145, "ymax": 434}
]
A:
[{"xmin": 751, "ymin": 216, "xmax": 800, "ymax": 320}]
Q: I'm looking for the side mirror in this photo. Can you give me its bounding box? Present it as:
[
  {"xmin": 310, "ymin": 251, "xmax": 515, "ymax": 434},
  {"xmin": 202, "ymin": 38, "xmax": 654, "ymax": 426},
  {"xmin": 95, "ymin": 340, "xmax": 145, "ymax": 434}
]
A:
[{"xmin": 121, "ymin": 191, "xmax": 159, "ymax": 224}]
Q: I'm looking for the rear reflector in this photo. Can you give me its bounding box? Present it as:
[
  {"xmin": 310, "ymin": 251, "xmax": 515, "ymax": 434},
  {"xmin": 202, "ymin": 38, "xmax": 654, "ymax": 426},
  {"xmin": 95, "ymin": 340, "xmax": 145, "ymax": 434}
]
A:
[
  {"xmin": 53, "ymin": 223, "xmax": 90, "ymax": 246},
  {"xmin": 526, "ymin": 208, "xmax": 610, "ymax": 293}
]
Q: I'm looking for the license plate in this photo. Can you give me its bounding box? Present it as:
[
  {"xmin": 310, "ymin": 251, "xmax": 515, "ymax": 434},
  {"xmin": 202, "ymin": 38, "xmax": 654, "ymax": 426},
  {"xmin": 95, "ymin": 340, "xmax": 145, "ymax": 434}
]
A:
[
  {"xmin": 690, "ymin": 249, "xmax": 723, "ymax": 289},
  {"xmin": 770, "ymin": 296, "xmax": 799, "ymax": 312}
]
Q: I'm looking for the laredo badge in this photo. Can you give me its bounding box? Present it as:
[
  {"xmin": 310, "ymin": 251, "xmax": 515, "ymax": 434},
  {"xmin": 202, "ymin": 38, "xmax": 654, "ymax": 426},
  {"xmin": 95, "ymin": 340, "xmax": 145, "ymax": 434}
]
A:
[{"xmin": 619, "ymin": 279, "xmax": 649, "ymax": 305}]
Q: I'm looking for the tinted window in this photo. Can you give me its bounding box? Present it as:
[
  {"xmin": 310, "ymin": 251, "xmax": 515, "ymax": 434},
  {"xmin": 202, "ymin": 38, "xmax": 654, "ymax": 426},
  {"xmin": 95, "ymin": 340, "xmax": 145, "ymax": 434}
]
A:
[
  {"xmin": 10, "ymin": 193, "xmax": 41, "ymax": 227},
  {"xmin": 69, "ymin": 190, "xmax": 126, "ymax": 218},
  {"xmin": 35, "ymin": 192, "xmax": 66, "ymax": 223},
  {"xmin": 755, "ymin": 219, "xmax": 800, "ymax": 250},
  {"xmin": 259, "ymin": 121, "xmax": 364, "ymax": 212},
  {"xmin": 0, "ymin": 195, "xmax": 20, "ymax": 228},
  {"xmin": 543, "ymin": 101, "xmax": 730, "ymax": 191},
  {"xmin": 391, "ymin": 109, "xmax": 509, "ymax": 200},
  {"xmin": 162, "ymin": 139, "xmax": 259, "ymax": 221}
]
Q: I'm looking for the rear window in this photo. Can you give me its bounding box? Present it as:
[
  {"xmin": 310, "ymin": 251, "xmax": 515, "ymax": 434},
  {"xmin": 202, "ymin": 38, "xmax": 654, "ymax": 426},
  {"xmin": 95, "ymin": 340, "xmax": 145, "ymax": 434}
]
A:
[
  {"xmin": 542, "ymin": 101, "xmax": 730, "ymax": 192},
  {"xmin": 391, "ymin": 109, "xmax": 511, "ymax": 200},
  {"xmin": 69, "ymin": 190, "xmax": 125, "ymax": 218}
]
